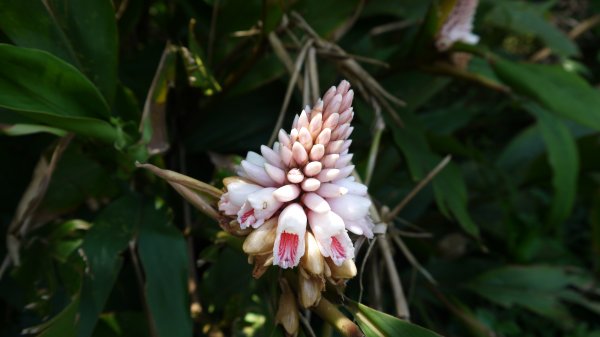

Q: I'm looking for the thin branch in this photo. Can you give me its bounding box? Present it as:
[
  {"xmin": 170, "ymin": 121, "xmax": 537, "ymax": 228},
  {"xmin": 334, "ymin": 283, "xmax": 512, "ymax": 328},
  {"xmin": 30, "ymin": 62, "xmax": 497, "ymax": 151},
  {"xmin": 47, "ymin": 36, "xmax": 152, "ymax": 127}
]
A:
[
  {"xmin": 364, "ymin": 100, "xmax": 384, "ymax": 187},
  {"xmin": 358, "ymin": 237, "xmax": 377, "ymax": 305},
  {"xmin": 308, "ymin": 47, "xmax": 320, "ymax": 104},
  {"xmin": 312, "ymin": 298, "xmax": 364, "ymax": 337},
  {"xmin": 386, "ymin": 155, "xmax": 452, "ymax": 221},
  {"xmin": 531, "ymin": 14, "xmax": 600, "ymax": 62},
  {"xmin": 207, "ymin": 0, "xmax": 220, "ymax": 66},
  {"xmin": 267, "ymin": 39, "xmax": 313, "ymax": 146},
  {"xmin": 299, "ymin": 313, "xmax": 318, "ymax": 337},
  {"xmin": 129, "ymin": 241, "xmax": 160, "ymax": 337},
  {"xmin": 370, "ymin": 20, "xmax": 415, "ymax": 36},
  {"xmin": 422, "ymin": 62, "xmax": 511, "ymax": 93},
  {"xmin": 378, "ymin": 236, "xmax": 410, "ymax": 320},
  {"xmin": 268, "ymin": 31, "xmax": 303, "ymax": 90},
  {"xmin": 390, "ymin": 233, "xmax": 437, "ymax": 285}
]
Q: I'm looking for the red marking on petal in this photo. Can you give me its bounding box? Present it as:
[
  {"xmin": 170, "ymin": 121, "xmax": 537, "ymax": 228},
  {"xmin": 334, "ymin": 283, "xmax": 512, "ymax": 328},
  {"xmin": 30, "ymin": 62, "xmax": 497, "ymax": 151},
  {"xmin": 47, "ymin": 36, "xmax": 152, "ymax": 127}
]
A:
[
  {"xmin": 240, "ymin": 209, "xmax": 255, "ymax": 223},
  {"xmin": 278, "ymin": 232, "xmax": 299, "ymax": 266},
  {"xmin": 331, "ymin": 237, "xmax": 345, "ymax": 260}
]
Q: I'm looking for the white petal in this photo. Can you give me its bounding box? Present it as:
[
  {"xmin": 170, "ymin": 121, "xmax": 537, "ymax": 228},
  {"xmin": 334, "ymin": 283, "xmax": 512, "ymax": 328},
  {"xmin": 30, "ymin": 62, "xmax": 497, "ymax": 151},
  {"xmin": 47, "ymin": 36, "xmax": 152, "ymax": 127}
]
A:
[
  {"xmin": 322, "ymin": 86, "xmax": 336, "ymax": 108},
  {"xmin": 308, "ymin": 113, "xmax": 322, "ymax": 138},
  {"xmin": 337, "ymin": 164, "xmax": 355, "ymax": 179},
  {"xmin": 324, "ymin": 94, "xmax": 342, "ymax": 118},
  {"xmin": 298, "ymin": 111, "xmax": 309, "ymax": 129},
  {"xmin": 317, "ymin": 183, "xmax": 348, "ymax": 198},
  {"xmin": 246, "ymin": 151, "xmax": 266, "ymax": 166},
  {"xmin": 273, "ymin": 184, "xmax": 301, "ymax": 202},
  {"xmin": 308, "ymin": 210, "xmax": 354, "ymax": 265},
  {"xmin": 264, "ymin": 163, "xmax": 286, "ymax": 185},
  {"xmin": 316, "ymin": 168, "xmax": 340, "ymax": 182},
  {"xmin": 321, "ymin": 154, "xmax": 339, "ymax": 168},
  {"xmin": 280, "ymin": 146, "xmax": 293, "ymax": 167},
  {"xmin": 334, "ymin": 178, "xmax": 367, "ymax": 195},
  {"xmin": 298, "ymin": 127, "xmax": 313, "ymax": 150},
  {"xmin": 335, "ymin": 153, "xmax": 353, "ymax": 168},
  {"xmin": 292, "ymin": 142, "xmax": 308, "ymax": 165},
  {"xmin": 326, "ymin": 140, "xmax": 344, "ymax": 154},
  {"xmin": 241, "ymin": 160, "xmax": 277, "ymax": 187},
  {"xmin": 339, "ymin": 89, "xmax": 354, "ymax": 113},
  {"xmin": 278, "ymin": 129, "xmax": 291, "ymax": 147},
  {"xmin": 316, "ymin": 128, "xmax": 331, "ymax": 145},
  {"xmin": 344, "ymin": 217, "xmax": 374, "ymax": 238},
  {"xmin": 327, "ymin": 194, "xmax": 371, "ymax": 220},
  {"xmin": 336, "ymin": 80, "xmax": 350, "ymax": 95},
  {"xmin": 287, "ymin": 168, "xmax": 304, "ymax": 184},
  {"xmin": 302, "ymin": 193, "xmax": 330, "ymax": 213},
  {"xmin": 301, "ymin": 178, "xmax": 321, "ymax": 192},
  {"xmin": 339, "ymin": 108, "xmax": 353, "ymax": 125},
  {"xmin": 261, "ymin": 145, "xmax": 283, "ymax": 168},
  {"xmin": 226, "ymin": 180, "xmax": 262, "ymax": 206},
  {"xmin": 304, "ymin": 161, "xmax": 322, "ymax": 177},
  {"xmin": 323, "ymin": 112, "xmax": 339, "ymax": 130},
  {"xmin": 309, "ymin": 144, "xmax": 325, "ymax": 161},
  {"xmin": 273, "ymin": 203, "xmax": 308, "ymax": 268},
  {"xmin": 244, "ymin": 187, "xmax": 282, "ymax": 228}
]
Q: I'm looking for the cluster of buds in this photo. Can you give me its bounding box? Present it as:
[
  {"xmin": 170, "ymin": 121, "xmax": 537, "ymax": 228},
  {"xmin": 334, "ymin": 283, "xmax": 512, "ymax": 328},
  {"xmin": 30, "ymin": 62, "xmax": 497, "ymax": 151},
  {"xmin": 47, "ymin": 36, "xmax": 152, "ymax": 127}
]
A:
[
  {"xmin": 436, "ymin": 0, "xmax": 480, "ymax": 51},
  {"xmin": 218, "ymin": 80, "xmax": 373, "ymax": 326}
]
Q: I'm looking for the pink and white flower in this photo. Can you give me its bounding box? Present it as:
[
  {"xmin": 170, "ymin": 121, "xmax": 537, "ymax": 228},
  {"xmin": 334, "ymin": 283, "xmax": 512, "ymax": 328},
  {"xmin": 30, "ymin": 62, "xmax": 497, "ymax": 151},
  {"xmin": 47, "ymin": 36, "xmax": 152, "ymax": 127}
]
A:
[
  {"xmin": 436, "ymin": 0, "xmax": 480, "ymax": 51},
  {"xmin": 219, "ymin": 80, "xmax": 374, "ymax": 272}
]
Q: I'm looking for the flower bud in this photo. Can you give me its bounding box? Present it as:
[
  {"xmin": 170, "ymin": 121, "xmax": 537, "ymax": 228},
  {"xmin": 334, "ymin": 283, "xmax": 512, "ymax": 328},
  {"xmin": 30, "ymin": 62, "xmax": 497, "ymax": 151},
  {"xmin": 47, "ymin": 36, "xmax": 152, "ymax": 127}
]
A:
[
  {"xmin": 242, "ymin": 218, "xmax": 277, "ymax": 255},
  {"xmin": 328, "ymin": 258, "xmax": 357, "ymax": 279},
  {"xmin": 301, "ymin": 232, "xmax": 324, "ymax": 276},
  {"xmin": 298, "ymin": 274, "xmax": 324, "ymax": 308},
  {"xmin": 276, "ymin": 279, "xmax": 299, "ymax": 336}
]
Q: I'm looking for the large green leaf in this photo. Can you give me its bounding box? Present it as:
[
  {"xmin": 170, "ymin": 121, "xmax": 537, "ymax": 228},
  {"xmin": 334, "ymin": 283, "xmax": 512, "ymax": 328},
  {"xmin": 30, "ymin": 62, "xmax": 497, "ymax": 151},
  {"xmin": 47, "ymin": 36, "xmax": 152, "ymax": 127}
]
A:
[
  {"xmin": 0, "ymin": 44, "xmax": 122, "ymax": 144},
  {"xmin": 492, "ymin": 58, "xmax": 600, "ymax": 131},
  {"xmin": 0, "ymin": 0, "xmax": 118, "ymax": 103},
  {"xmin": 77, "ymin": 195, "xmax": 141, "ymax": 337},
  {"xmin": 137, "ymin": 205, "xmax": 193, "ymax": 337},
  {"xmin": 391, "ymin": 111, "xmax": 479, "ymax": 237},
  {"xmin": 349, "ymin": 302, "xmax": 443, "ymax": 337},
  {"xmin": 484, "ymin": 1, "xmax": 578, "ymax": 57},
  {"xmin": 525, "ymin": 103, "xmax": 578, "ymax": 227},
  {"xmin": 467, "ymin": 265, "xmax": 598, "ymax": 325}
]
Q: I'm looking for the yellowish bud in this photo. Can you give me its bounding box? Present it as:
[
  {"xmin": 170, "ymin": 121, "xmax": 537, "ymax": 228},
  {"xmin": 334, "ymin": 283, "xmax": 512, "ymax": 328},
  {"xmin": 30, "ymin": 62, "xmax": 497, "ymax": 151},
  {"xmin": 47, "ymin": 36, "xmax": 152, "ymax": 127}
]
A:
[
  {"xmin": 242, "ymin": 218, "xmax": 277, "ymax": 254},
  {"xmin": 328, "ymin": 258, "xmax": 357, "ymax": 279},
  {"xmin": 298, "ymin": 273, "xmax": 324, "ymax": 308},
  {"xmin": 300, "ymin": 232, "xmax": 324, "ymax": 276},
  {"xmin": 276, "ymin": 279, "xmax": 299, "ymax": 336},
  {"xmin": 222, "ymin": 176, "xmax": 252, "ymax": 188}
]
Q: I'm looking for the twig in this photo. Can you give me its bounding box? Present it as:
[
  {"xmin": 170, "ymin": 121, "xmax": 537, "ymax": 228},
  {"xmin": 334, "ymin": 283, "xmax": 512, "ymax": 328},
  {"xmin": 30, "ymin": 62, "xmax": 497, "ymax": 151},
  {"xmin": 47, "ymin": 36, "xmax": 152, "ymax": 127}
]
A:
[
  {"xmin": 422, "ymin": 63, "xmax": 511, "ymax": 94},
  {"xmin": 386, "ymin": 155, "xmax": 452, "ymax": 221},
  {"xmin": 316, "ymin": 50, "xmax": 390, "ymax": 68},
  {"xmin": 303, "ymin": 64, "xmax": 310, "ymax": 107},
  {"xmin": 370, "ymin": 20, "xmax": 415, "ymax": 36},
  {"xmin": 268, "ymin": 31, "xmax": 303, "ymax": 90},
  {"xmin": 177, "ymin": 146, "xmax": 203, "ymax": 322},
  {"xmin": 307, "ymin": 47, "xmax": 320, "ymax": 103},
  {"xmin": 358, "ymin": 237, "xmax": 377, "ymax": 305},
  {"xmin": 378, "ymin": 236, "xmax": 410, "ymax": 320},
  {"xmin": 129, "ymin": 241, "xmax": 160, "ymax": 337},
  {"xmin": 364, "ymin": 100, "xmax": 384, "ymax": 187},
  {"xmin": 169, "ymin": 182, "xmax": 220, "ymax": 221},
  {"xmin": 115, "ymin": 0, "xmax": 130, "ymax": 20},
  {"xmin": 530, "ymin": 14, "xmax": 600, "ymax": 62},
  {"xmin": 299, "ymin": 313, "xmax": 318, "ymax": 337},
  {"xmin": 331, "ymin": 0, "xmax": 365, "ymax": 42},
  {"xmin": 267, "ymin": 39, "xmax": 313, "ymax": 146},
  {"xmin": 135, "ymin": 162, "xmax": 223, "ymax": 199},
  {"xmin": 207, "ymin": 0, "xmax": 220, "ymax": 66},
  {"xmin": 312, "ymin": 298, "xmax": 364, "ymax": 337},
  {"xmin": 390, "ymin": 233, "xmax": 437, "ymax": 285}
]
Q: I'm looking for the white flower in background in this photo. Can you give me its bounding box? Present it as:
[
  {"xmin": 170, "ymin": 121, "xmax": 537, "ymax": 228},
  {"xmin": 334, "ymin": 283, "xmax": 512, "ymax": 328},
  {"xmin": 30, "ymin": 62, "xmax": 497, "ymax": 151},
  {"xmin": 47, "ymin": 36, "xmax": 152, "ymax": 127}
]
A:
[
  {"xmin": 436, "ymin": 0, "xmax": 480, "ymax": 51},
  {"xmin": 219, "ymin": 80, "xmax": 374, "ymax": 273}
]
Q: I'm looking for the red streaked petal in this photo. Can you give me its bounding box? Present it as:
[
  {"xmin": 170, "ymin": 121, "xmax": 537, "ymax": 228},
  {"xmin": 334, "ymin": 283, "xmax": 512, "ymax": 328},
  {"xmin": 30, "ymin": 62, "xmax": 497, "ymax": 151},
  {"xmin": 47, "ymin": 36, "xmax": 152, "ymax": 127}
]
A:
[{"xmin": 278, "ymin": 232, "xmax": 299, "ymax": 268}]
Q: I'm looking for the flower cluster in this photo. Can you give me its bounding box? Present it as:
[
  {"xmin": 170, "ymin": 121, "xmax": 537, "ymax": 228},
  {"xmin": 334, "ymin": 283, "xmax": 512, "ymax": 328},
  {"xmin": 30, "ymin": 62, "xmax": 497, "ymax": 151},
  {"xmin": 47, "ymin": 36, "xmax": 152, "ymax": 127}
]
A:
[
  {"xmin": 218, "ymin": 80, "xmax": 373, "ymax": 308},
  {"xmin": 436, "ymin": 0, "xmax": 480, "ymax": 51}
]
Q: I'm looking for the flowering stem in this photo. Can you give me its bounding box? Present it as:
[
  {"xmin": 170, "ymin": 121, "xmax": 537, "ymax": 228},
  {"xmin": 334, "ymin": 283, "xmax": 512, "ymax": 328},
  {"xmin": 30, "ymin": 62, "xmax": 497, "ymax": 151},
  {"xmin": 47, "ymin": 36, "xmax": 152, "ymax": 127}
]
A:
[{"xmin": 312, "ymin": 298, "xmax": 364, "ymax": 337}]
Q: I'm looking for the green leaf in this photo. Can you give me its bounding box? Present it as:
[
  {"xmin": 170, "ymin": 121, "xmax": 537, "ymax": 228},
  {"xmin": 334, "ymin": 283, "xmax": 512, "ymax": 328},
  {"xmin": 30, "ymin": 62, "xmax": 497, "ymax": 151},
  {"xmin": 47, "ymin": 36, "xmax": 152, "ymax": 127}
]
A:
[
  {"xmin": 466, "ymin": 265, "xmax": 595, "ymax": 325},
  {"xmin": 0, "ymin": 123, "xmax": 67, "ymax": 137},
  {"xmin": 484, "ymin": 1, "xmax": 578, "ymax": 57},
  {"xmin": 349, "ymin": 302, "xmax": 444, "ymax": 337},
  {"xmin": 37, "ymin": 297, "xmax": 80, "ymax": 337},
  {"xmin": 524, "ymin": 102, "xmax": 579, "ymax": 227},
  {"xmin": 0, "ymin": 44, "xmax": 122, "ymax": 144},
  {"xmin": 137, "ymin": 205, "xmax": 193, "ymax": 337},
  {"xmin": 0, "ymin": 0, "xmax": 118, "ymax": 103},
  {"xmin": 492, "ymin": 57, "xmax": 600, "ymax": 131},
  {"xmin": 391, "ymin": 111, "xmax": 479, "ymax": 237},
  {"xmin": 77, "ymin": 195, "xmax": 141, "ymax": 337}
]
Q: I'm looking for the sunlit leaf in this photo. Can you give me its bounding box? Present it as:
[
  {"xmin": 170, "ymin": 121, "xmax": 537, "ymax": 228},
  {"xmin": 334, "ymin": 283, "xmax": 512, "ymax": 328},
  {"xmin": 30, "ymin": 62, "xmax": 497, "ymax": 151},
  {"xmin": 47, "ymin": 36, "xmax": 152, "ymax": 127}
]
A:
[
  {"xmin": 0, "ymin": 0, "xmax": 119, "ymax": 103},
  {"xmin": 137, "ymin": 205, "xmax": 193, "ymax": 337},
  {"xmin": 0, "ymin": 44, "xmax": 123, "ymax": 144}
]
